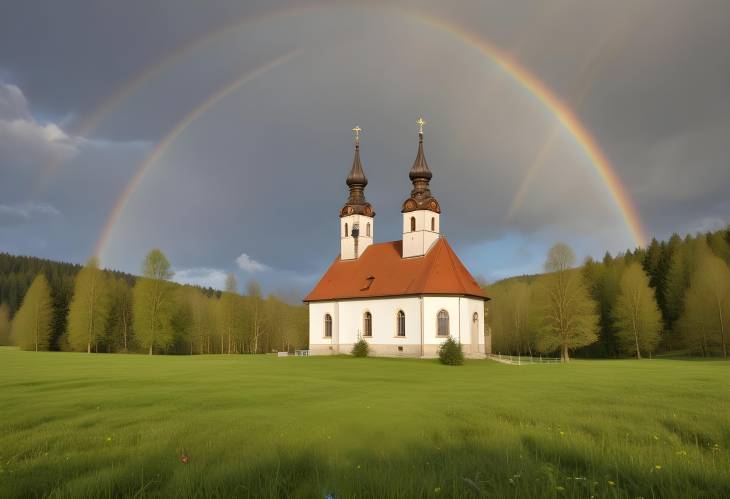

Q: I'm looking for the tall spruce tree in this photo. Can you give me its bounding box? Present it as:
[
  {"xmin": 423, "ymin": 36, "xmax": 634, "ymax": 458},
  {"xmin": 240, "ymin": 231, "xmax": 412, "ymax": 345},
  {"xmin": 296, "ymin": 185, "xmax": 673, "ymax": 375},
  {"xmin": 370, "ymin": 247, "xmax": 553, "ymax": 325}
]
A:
[
  {"xmin": 11, "ymin": 274, "xmax": 53, "ymax": 351},
  {"xmin": 67, "ymin": 257, "xmax": 109, "ymax": 353},
  {"xmin": 133, "ymin": 250, "xmax": 175, "ymax": 355},
  {"xmin": 613, "ymin": 262, "xmax": 662, "ymax": 358}
]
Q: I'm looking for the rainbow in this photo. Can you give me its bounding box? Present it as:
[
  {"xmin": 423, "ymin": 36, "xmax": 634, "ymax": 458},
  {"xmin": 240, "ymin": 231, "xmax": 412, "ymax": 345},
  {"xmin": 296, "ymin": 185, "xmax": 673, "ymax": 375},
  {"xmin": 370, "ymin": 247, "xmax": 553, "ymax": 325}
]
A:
[
  {"xmin": 93, "ymin": 51, "xmax": 300, "ymax": 258},
  {"xmin": 87, "ymin": 4, "xmax": 646, "ymax": 260}
]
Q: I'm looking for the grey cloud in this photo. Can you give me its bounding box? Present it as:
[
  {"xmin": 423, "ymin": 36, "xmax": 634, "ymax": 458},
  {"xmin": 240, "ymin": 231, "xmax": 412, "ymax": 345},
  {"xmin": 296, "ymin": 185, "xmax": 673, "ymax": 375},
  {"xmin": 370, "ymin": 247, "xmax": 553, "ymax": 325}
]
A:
[
  {"xmin": 1, "ymin": 1, "xmax": 729, "ymax": 295},
  {"xmin": 0, "ymin": 202, "xmax": 60, "ymax": 226}
]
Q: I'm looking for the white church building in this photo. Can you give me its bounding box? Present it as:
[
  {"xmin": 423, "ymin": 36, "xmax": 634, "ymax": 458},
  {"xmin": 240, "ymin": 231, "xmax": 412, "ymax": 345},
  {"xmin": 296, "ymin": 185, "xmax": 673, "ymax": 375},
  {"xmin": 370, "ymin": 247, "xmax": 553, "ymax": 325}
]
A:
[{"xmin": 304, "ymin": 121, "xmax": 490, "ymax": 358}]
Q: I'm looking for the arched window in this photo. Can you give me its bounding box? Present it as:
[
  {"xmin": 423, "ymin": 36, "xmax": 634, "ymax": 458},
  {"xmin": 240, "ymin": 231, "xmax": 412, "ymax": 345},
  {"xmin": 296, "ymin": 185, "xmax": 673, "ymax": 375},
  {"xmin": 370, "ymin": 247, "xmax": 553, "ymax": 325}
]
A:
[
  {"xmin": 363, "ymin": 312, "xmax": 372, "ymax": 337},
  {"xmin": 366, "ymin": 223, "xmax": 371, "ymax": 237},
  {"xmin": 431, "ymin": 217, "xmax": 435, "ymax": 231},
  {"xmin": 410, "ymin": 216, "xmax": 416, "ymax": 232},
  {"xmin": 472, "ymin": 312, "xmax": 479, "ymax": 323},
  {"xmin": 344, "ymin": 223, "xmax": 348, "ymax": 237},
  {"xmin": 324, "ymin": 314, "xmax": 332, "ymax": 337},
  {"xmin": 437, "ymin": 310, "xmax": 449, "ymax": 336},
  {"xmin": 397, "ymin": 310, "xmax": 406, "ymax": 337}
]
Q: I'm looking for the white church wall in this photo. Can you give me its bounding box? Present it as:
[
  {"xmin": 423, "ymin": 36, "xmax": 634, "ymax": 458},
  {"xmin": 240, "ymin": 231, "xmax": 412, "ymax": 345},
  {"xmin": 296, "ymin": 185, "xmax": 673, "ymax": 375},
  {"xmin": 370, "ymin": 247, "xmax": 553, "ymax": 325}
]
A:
[
  {"xmin": 336, "ymin": 297, "xmax": 422, "ymax": 346},
  {"xmin": 308, "ymin": 302, "xmax": 336, "ymax": 355},
  {"xmin": 309, "ymin": 295, "xmax": 488, "ymax": 357}
]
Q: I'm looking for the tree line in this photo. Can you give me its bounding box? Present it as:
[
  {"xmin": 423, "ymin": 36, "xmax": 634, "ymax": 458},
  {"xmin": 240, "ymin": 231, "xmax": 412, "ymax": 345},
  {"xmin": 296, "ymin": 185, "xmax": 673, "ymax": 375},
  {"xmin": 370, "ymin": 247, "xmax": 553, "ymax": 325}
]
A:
[
  {"xmin": 487, "ymin": 227, "xmax": 730, "ymax": 360},
  {"xmin": 0, "ymin": 250, "xmax": 307, "ymax": 354}
]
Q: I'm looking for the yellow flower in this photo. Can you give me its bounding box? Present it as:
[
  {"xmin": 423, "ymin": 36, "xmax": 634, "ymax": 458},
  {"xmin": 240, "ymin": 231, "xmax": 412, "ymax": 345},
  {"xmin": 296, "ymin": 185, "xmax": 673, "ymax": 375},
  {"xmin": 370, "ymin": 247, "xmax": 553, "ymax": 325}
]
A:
[
  {"xmin": 608, "ymin": 480, "xmax": 615, "ymax": 486},
  {"xmin": 105, "ymin": 437, "xmax": 112, "ymax": 442},
  {"xmin": 559, "ymin": 431, "xmax": 565, "ymax": 437},
  {"xmin": 654, "ymin": 465, "xmax": 662, "ymax": 470}
]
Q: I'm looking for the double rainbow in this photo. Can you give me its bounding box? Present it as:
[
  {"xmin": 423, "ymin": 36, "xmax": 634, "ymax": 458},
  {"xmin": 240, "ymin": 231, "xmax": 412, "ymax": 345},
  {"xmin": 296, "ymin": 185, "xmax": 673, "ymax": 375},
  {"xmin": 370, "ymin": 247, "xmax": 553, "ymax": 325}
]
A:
[{"xmin": 82, "ymin": 4, "xmax": 646, "ymax": 260}]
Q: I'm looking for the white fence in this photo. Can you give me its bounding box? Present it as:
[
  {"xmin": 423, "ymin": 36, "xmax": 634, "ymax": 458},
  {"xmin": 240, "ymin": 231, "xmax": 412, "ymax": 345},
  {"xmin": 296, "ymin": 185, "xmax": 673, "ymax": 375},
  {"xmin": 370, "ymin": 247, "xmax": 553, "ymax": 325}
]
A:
[{"xmin": 486, "ymin": 353, "xmax": 561, "ymax": 365}]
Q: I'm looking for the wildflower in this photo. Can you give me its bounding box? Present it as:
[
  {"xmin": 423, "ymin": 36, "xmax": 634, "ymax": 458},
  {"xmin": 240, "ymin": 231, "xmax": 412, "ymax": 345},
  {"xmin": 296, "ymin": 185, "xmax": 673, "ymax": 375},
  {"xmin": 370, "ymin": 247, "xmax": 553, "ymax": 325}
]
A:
[
  {"xmin": 653, "ymin": 435, "xmax": 659, "ymax": 440},
  {"xmin": 105, "ymin": 436, "xmax": 112, "ymax": 442},
  {"xmin": 559, "ymin": 431, "xmax": 565, "ymax": 437},
  {"xmin": 654, "ymin": 465, "xmax": 661, "ymax": 470},
  {"xmin": 608, "ymin": 480, "xmax": 615, "ymax": 486},
  {"xmin": 356, "ymin": 465, "xmax": 361, "ymax": 469},
  {"xmin": 434, "ymin": 487, "xmax": 441, "ymax": 494},
  {"xmin": 556, "ymin": 486, "xmax": 565, "ymax": 491},
  {"xmin": 180, "ymin": 455, "xmax": 189, "ymax": 464}
]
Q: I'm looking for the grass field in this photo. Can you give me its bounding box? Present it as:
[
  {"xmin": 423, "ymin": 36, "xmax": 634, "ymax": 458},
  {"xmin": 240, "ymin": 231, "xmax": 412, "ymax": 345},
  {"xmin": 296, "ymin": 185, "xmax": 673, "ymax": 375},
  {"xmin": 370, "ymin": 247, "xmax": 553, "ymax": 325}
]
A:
[{"xmin": 1, "ymin": 347, "xmax": 729, "ymax": 498}]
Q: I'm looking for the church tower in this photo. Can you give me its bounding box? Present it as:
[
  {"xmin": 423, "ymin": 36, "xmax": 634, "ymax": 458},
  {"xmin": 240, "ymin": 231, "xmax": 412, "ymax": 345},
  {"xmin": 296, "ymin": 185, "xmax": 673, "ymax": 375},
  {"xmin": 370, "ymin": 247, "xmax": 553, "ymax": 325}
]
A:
[
  {"xmin": 401, "ymin": 118, "xmax": 441, "ymax": 258},
  {"xmin": 340, "ymin": 126, "xmax": 374, "ymax": 260}
]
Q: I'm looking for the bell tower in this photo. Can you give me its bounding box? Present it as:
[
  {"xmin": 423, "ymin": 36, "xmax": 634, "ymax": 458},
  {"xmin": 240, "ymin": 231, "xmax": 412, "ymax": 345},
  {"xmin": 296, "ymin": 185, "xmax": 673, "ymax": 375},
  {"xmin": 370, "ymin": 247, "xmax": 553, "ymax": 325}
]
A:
[
  {"xmin": 340, "ymin": 126, "xmax": 374, "ymax": 260},
  {"xmin": 402, "ymin": 118, "xmax": 441, "ymax": 258}
]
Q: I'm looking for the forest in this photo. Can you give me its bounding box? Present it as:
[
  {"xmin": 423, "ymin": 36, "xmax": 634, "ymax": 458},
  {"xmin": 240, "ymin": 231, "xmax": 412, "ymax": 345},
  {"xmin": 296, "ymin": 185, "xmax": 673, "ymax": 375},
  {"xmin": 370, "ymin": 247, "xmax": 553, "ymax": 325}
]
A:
[
  {"xmin": 0, "ymin": 250, "xmax": 308, "ymax": 354},
  {"xmin": 2, "ymin": 226, "xmax": 729, "ymax": 359},
  {"xmin": 487, "ymin": 227, "xmax": 730, "ymax": 359}
]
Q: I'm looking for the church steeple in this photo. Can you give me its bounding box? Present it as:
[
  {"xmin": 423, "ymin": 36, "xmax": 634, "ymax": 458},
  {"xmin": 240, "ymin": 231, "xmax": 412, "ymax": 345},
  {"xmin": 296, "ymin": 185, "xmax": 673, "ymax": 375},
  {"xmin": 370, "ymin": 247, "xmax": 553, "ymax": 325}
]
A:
[
  {"xmin": 401, "ymin": 118, "xmax": 442, "ymax": 258},
  {"xmin": 340, "ymin": 126, "xmax": 374, "ymax": 260},
  {"xmin": 341, "ymin": 126, "xmax": 374, "ymax": 218},
  {"xmin": 402, "ymin": 118, "xmax": 440, "ymax": 214}
]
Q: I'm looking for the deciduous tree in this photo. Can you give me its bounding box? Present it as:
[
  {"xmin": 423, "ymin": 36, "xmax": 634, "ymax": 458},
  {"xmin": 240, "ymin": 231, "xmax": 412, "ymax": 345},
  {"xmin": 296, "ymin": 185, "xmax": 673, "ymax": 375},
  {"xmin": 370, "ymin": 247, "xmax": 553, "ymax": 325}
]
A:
[
  {"xmin": 613, "ymin": 263, "xmax": 662, "ymax": 358},
  {"xmin": 67, "ymin": 258, "xmax": 109, "ymax": 353},
  {"xmin": 0, "ymin": 303, "xmax": 11, "ymax": 345},
  {"xmin": 11, "ymin": 274, "xmax": 53, "ymax": 351},
  {"xmin": 133, "ymin": 250, "xmax": 175, "ymax": 355},
  {"xmin": 537, "ymin": 243, "xmax": 599, "ymax": 362}
]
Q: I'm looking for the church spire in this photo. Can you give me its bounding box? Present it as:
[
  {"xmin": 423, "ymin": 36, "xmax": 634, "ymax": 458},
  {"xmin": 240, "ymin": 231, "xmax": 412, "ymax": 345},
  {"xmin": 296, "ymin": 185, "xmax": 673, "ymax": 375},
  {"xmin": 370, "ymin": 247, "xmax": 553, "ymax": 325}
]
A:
[
  {"xmin": 341, "ymin": 126, "xmax": 374, "ymax": 218},
  {"xmin": 402, "ymin": 117, "xmax": 439, "ymax": 214}
]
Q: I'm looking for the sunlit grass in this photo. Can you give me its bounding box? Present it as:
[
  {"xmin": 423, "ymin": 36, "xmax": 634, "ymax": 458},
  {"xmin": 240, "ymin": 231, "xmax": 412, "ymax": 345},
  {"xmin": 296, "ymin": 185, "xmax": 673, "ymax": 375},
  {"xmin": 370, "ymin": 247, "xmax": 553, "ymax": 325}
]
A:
[{"xmin": 1, "ymin": 347, "xmax": 728, "ymax": 498}]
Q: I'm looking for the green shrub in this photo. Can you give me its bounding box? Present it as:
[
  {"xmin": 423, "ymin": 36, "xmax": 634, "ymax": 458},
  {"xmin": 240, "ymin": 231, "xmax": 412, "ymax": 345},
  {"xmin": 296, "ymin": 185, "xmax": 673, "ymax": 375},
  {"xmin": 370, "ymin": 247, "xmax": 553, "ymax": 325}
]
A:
[
  {"xmin": 351, "ymin": 339, "xmax": 370, "ymax": 357},
  {"xmin": 438, "ymin": 337, "xmax": 464, "ymax": 365}
]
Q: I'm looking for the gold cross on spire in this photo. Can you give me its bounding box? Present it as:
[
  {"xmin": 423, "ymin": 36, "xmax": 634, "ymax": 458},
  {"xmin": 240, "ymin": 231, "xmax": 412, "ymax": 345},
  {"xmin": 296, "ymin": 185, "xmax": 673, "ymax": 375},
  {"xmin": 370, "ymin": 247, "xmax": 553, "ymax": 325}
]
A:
[
  {"xmin": 416, "ymin": 117, "xmax": 426, "ymax": 134},
  {"xmin": 352, "ymin": 125, "xmax": 362, "ymax": 144}
]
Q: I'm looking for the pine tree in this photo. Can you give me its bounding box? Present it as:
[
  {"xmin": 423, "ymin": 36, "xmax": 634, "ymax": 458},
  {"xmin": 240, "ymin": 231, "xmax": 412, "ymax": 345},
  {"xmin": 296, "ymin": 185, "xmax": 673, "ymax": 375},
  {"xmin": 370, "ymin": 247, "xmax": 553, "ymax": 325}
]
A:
[
  {"xmin": 67, "ymin": 258, "xmax": 109, "ymax": 353},
  {"xmin": 11, "ymin": 274, "xmax": 53, "ymax": 351},
  {"xmin": 133, "ymin": 250, "xmax": 175, "ymax": 355},
  {"xmin": 613, "ymin": 263, "xmax": 662, "ymax": 358},
  {"xmin": 664, "ymin": 247, "xmax": 689, "ymax": 343}
]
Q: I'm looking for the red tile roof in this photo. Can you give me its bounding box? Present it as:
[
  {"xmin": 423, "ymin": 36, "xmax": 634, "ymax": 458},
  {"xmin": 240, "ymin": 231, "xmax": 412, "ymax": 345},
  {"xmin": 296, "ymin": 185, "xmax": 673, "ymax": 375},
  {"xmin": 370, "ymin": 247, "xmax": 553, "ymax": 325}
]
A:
[{"xmin": 304, "ymin": 238, "xmax": 488, "ymax": 302}]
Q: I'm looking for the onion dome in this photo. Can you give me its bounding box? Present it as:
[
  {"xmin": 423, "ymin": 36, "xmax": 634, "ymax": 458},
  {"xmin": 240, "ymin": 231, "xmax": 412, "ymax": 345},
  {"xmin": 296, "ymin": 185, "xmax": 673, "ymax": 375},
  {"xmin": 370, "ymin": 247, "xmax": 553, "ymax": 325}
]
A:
[
  {"xmin": 402, "ymin": 118, "xmax": 441, "ymax": 214},
  {"xmin": 341, "ymin": 126, "xmax": 375, "ymax": 218}
]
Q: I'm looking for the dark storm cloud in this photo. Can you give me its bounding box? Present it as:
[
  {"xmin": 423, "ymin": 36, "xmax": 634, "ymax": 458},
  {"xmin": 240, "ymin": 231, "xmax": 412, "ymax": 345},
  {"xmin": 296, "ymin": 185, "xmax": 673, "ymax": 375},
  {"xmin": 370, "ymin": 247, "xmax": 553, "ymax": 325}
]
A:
[{"xmin": 1, "ymin": 0, "xmax": 729, "ymax": 295}]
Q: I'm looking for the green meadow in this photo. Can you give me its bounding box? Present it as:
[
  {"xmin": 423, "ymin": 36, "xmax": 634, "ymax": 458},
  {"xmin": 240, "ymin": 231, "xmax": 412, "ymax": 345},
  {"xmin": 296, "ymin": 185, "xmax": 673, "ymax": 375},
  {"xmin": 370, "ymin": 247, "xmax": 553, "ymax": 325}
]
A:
[{"xmin": 1, "ymin": 347, "xmax": 728, "ymax": 498}]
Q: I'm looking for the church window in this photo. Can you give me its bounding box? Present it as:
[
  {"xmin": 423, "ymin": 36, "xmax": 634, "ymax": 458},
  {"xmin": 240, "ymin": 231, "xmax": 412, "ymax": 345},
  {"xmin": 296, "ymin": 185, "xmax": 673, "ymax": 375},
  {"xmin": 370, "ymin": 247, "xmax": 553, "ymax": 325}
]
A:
[
  {"xmin": 431, "ymin": 217, "xmax": 435, "ymax": 231},
  {"xmin": 366, "ymin": 222, "xmax": 371, "ymax": 237},
  {"xmin": 363, "ymin": 312, "xmax": 372, "ymax": 337},
  {"xmin": 324, "ymin": 314, "xmax": 332, "ymax": 337},
  {"xmin": 410, "ymin": 217, "xmax": 416, "ymax": 232},
  {"xmin": 344, "ymin": 223, "xmax": 348, "ymax": 237},
  {"xmin": 397, "ymin": 310, "xmax": 406, "ymax": 337},
  {"xmin": 437, "ymin": 310, "xmax": 449, "ymax": 336}
]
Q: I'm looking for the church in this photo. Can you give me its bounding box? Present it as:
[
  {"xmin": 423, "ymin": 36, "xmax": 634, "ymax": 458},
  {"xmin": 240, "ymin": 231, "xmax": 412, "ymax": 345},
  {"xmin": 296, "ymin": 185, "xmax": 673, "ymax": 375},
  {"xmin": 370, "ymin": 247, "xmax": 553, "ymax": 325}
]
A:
[{"xmin": 304, "ymin": 120, "xmax": 490, "ymax": 358}]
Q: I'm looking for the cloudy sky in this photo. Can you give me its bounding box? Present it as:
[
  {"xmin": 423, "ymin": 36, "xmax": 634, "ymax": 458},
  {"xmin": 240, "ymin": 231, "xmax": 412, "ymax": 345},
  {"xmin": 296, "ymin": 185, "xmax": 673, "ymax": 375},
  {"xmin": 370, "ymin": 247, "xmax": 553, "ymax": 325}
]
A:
[{"xmin": 1, "ymin": 0, "xmax": 728, "ymax": 299}]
